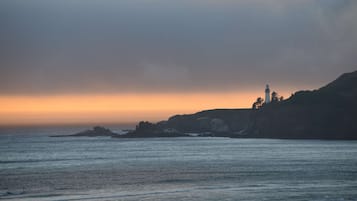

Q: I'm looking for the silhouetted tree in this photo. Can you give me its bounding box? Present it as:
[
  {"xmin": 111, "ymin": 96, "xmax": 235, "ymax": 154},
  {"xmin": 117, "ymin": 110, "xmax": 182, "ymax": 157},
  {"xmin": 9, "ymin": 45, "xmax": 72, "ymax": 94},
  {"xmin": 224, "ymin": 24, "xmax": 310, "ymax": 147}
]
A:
[
  {"xmin": 270, "ymin": 91, "xmax": 284, "ymax": 103},
  {"xmin": 252, "ymin": 102, "xmax": 257, "ymax": 109},
  {"xmin": 252, "ymin": 97, "xmax": 264, "ymax": 109},
  {"xmin": 271, "ymin": 91, "xmax": 279, "ymax": 102},
  {"xmin": 279, "ymin": 96, "xmax": 284, "ymax": 102}
]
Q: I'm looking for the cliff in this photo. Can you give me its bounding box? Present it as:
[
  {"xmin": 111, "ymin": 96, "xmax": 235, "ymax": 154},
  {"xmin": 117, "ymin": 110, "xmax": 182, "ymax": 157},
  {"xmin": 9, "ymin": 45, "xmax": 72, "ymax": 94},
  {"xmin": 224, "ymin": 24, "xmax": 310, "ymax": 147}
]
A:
[
  {"xmin": 114, "ymin": 121, "xmax": 189, "ymax": 138},
  {"xmin": 117, "ymin": 109, "xmax": 253, "ymax": 138},
  {"xmin": 246, "ymin": 70, "xmax": 357, "ymax": 139},
  {"xmin": 159, "ymin": 109, "xmax": 253, "ymax": 136}
]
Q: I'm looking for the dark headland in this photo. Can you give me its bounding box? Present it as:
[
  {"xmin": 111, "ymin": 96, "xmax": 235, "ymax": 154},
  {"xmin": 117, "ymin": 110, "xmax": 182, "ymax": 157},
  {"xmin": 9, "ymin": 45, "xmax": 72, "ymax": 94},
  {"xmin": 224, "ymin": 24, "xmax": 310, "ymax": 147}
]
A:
[
  {"xmin": 52, "ymin": 126, "xmax": 119, "ymax": 137},
  {"xmin": 60, "ymin": 70, "xmax": 357, "ymax": 140}
]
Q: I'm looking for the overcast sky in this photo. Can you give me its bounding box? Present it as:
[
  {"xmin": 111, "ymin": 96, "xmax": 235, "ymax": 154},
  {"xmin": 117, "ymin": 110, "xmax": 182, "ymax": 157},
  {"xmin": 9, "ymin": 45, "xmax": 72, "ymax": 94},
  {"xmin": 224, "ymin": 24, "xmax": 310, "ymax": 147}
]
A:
[{"xmin": 1, "ymin": 0, "xmax": 356, "ymax": 95}]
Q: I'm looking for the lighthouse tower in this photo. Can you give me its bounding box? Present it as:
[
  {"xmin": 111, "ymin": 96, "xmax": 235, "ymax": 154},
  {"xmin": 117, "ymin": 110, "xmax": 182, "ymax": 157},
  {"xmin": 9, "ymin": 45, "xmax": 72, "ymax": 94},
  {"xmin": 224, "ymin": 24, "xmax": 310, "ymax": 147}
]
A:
[{"xmin": 265, "ymin": 84, "xmax": 270, "ymax": 104}]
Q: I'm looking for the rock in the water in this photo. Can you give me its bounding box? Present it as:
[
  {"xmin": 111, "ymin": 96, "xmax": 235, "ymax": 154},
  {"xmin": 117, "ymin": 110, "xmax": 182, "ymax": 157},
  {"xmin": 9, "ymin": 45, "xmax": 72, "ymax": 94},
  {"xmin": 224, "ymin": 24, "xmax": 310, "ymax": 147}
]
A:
[{"xmin": 51, "ymin": 126, "xmax": 119, "ymax": 137}]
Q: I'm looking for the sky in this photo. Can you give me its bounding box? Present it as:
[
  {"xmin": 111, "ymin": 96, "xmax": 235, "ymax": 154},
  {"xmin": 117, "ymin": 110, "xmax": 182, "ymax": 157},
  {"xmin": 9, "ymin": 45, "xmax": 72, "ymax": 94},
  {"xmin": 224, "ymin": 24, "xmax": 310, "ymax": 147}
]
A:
[{"xmin": 0, "ymin": 0, "xmax": 356, "ymax": 125}]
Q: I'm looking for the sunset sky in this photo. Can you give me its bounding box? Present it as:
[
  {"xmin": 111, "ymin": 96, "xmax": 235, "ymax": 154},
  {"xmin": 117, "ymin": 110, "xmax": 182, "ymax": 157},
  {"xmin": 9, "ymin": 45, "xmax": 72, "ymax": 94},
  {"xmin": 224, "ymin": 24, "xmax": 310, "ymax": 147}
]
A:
[{"xmin": 1, "ymin": 0, "xmax": 356, "ymax": 125}]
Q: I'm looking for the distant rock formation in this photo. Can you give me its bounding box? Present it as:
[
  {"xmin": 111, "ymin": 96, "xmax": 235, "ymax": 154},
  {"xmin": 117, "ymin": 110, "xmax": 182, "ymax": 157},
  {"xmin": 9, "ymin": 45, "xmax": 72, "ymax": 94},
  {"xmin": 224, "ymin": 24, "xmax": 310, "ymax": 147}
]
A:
[
  {"xmin": 113, "ymin": 121, "xmax": 189, "ymax": 138},
  {"xmin": 51, "ymin": 126, "xmax": 119, "ymax": 137}
]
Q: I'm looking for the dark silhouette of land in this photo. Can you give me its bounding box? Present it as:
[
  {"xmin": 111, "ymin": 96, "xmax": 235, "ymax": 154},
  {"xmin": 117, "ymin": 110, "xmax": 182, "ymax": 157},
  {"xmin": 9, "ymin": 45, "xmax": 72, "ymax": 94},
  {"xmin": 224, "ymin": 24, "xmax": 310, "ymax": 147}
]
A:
[
  {"xmin": 113, "ymin": 110, "xmax": 252, "ymax": 138},
  {"xmin": 246, "ymin": 70, "xmax": 357, "ymax": 139},
  {"xmin": 51, "ymin": 126, "xmax": 119, "ymax": 137},
  {"xmin": 117, "ymin": 70, "xmax": 357, "ymax": 139},
  {"xmin": 59, "ymin": 70, "xmax": 357, "ymax": 140}
]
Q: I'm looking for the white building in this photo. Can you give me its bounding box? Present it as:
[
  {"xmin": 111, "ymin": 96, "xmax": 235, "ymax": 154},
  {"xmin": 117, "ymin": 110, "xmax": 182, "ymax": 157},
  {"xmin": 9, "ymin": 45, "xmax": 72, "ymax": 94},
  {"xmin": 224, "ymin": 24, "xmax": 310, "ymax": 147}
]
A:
[{"xmin": 265, "ymin": 84, "xmax": 270, "ymax": 104}]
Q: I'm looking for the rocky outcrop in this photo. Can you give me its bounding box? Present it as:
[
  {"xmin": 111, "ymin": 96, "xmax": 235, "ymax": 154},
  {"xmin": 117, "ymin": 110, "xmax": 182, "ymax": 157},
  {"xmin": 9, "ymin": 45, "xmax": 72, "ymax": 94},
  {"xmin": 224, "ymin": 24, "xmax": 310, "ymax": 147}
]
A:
[
  {"xmin": 113, "ymin": 121, "xmax": 189, "ymax": 138},
  {"xmin": 51, "ymin": 126, "xmax": 119, "ymax": 137},
  {"xmin": 164, "ymin": 109, "xmax": 252, "ymax": 135},
  {"xmin": 118, "ymin": 109, "xmax": 254, "ymax": 138}
]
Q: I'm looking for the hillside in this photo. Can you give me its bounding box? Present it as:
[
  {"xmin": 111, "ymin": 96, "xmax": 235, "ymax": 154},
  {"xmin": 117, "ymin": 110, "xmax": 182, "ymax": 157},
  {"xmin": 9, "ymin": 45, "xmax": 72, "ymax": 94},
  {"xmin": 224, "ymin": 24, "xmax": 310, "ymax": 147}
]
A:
[
  {"xmin": 247, "ymin": 70, "xmax": 357, "ymax": 139},
  {"xmin": 115, "ymin": 109, "xmax": 253, "ymax": 138},
  {"xmin": 161, "ymin": 109, "xmax": 253, "ymax": 135}
]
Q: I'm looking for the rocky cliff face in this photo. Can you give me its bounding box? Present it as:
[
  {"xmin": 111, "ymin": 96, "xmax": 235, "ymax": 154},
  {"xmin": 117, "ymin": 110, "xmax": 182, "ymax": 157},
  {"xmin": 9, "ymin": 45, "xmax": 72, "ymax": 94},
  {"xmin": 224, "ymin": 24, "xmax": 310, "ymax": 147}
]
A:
[{"xmin": 159, "ymin": 109, "xmax": 253, "ymax": 136}]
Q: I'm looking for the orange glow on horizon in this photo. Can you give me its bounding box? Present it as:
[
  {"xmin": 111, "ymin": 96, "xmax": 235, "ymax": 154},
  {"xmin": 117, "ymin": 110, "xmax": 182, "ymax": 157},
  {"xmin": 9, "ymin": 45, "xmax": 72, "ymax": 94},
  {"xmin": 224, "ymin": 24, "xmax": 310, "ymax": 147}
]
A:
[{"xmin": 0, "ymin": 91, "xmax": 292, "ymax": 126}]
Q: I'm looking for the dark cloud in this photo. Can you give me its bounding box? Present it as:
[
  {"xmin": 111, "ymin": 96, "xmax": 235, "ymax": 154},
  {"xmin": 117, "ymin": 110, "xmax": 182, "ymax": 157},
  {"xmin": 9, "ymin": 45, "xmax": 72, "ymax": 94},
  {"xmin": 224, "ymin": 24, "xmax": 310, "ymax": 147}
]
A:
[{"xmin": 0, "ymin": 0, "xmax": 356, "ymax": 95}]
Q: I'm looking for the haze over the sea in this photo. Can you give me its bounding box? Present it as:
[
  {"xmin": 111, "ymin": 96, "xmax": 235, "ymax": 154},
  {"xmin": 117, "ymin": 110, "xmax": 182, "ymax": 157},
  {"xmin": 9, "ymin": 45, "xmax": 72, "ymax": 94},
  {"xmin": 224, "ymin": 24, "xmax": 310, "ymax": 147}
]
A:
[{"xmin": 0, "ymin": 0, "xmax": 356, "ymax": 125}]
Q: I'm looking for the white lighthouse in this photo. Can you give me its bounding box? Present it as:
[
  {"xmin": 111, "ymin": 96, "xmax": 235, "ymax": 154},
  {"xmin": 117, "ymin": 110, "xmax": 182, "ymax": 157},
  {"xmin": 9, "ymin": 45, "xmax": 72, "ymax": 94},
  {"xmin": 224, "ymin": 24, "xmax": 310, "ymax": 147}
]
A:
[{"xmin": 265, "ymin": 84, "xmax": 270, "ymax": 104}]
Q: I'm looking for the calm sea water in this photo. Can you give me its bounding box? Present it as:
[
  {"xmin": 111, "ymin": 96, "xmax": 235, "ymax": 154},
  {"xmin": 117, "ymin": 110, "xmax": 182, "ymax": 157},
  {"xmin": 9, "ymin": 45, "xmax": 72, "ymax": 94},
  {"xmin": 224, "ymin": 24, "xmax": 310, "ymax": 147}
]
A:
[{"xmin": 0, "ymin": 126, "xmax": 357, "ymax": 201}]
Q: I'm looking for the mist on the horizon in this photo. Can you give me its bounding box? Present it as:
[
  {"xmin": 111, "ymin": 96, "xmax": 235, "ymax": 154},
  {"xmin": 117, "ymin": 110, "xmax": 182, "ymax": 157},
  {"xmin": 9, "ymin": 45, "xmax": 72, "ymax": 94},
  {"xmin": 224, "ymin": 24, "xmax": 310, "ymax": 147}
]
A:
[{"xmin": 0, "ymin": 0, "xmax": 356, "ymax": 125}]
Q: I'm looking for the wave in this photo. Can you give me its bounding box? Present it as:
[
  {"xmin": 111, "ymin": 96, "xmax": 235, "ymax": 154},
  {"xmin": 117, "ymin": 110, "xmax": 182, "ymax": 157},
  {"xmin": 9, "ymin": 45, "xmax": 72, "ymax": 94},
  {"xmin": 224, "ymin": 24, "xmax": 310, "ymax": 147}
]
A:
[{"xmin": 0, "ymin": 157, "xmax": 110, "ymax": 164}]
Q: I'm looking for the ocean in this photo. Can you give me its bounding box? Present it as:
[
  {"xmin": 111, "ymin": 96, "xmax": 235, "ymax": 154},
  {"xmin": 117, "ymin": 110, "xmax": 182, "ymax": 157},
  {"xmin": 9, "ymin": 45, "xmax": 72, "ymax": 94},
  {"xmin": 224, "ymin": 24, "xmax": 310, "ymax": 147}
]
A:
[{"xmin": 1, "ymin": 126, "xmax": 357, "ymax": 201}]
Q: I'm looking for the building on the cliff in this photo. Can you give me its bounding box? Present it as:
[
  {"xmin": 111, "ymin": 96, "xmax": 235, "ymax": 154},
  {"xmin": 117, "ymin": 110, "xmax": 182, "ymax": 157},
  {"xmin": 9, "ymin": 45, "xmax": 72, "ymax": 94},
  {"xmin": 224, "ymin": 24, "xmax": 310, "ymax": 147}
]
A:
[{"xmin": 265, "ymin": 84, "xmax": 270, "ymax": 104}]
